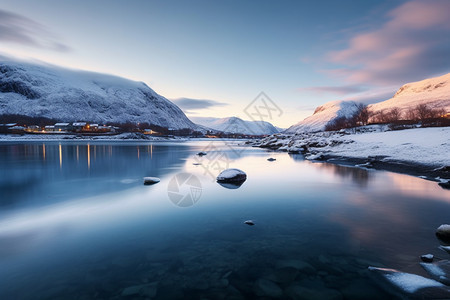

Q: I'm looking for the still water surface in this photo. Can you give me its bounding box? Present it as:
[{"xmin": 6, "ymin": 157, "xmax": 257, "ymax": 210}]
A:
[{"xmin": 0, "ymin": 140, "xmax": 448, "ymax": 299}]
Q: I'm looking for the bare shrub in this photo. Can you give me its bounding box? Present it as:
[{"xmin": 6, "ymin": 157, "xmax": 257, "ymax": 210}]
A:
[{"xmin": 356, "ymin": 103, "xmax": 369, "ymax": 125}]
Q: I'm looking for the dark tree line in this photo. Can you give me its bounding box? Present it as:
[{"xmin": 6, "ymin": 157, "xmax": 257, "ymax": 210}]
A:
[{"xmin": 325, "ymin": 103, "xmax": 448, "ymax": 131}]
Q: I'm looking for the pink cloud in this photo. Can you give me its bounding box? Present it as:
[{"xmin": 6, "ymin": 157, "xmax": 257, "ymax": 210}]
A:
[{"xmin": 326, "ymin": 0, "xmax": 450, "ymax": 85}]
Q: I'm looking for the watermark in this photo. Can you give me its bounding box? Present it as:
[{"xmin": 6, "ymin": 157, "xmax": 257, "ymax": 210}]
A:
[
  {"xmin": 244, "ymin": 92, "xmax": 283, "ymax": 126},
  {"xmin": 167, "ymin": 173, "xmax": 202, "ymax": 207},
  {"xmin": 195, "ymin": 92, "xmax": 283, "ymax": 181},
  {"xmin": 193, "ymin": 142, "xmax": 231, "ymax": 181}
]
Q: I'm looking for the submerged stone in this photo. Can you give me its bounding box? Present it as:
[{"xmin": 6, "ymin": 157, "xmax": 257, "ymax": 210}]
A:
[
  {"xmin": 267, "ymin": 157, "xmax": 276, "ymax": 161},
  {"xmin": 244, "ymin": 220, "xmax": 255, "ymax": 226},
  {"xmin": 196, "ymin": 151, "xmax": 207, "ymax": 156},
  {"xmin": 254, "ymin": 278, "xmax": 283, "ymax": 298}
]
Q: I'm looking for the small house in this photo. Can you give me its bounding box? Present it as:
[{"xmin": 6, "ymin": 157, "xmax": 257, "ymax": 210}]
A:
[
  {"xmin": 73, "ymin": 122, "xmax": 87, "ymax": 132},
  {"xmin": 54, "ymin": 123, "xmax": 72, "ymax": 132}
]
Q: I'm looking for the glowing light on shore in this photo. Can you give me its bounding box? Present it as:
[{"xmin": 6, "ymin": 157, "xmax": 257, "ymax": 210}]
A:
[{"xmin": 59, "ymin": 144, "xmax": 62, "ymax": 168}]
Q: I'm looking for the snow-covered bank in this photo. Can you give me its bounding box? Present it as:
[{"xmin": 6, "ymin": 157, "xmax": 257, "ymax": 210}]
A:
[{"xmin": 253, "ymin": 126, "xmax": 450, "ymax": 182}]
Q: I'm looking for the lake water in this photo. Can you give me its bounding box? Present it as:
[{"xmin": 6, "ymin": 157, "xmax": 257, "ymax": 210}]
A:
[{"xmin": 0, "ymin": 140, "xmax": 448, "ymax": 299}]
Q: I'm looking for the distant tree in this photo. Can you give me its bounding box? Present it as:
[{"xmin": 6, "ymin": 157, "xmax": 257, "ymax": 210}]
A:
[
  {"xmin": 415, "ymin": 104, "xmax": 432, "ymax": 121},
  {"xmin": 387, "ymin": 107, "xmax": 402, "ymax": 122},
  {"xmin": 355, "ymin": 103, "xmax": 369, "ymax": 125},
  {"xmin": 405, "ymin": 108, "xmax": 417, "ymax": 121}
]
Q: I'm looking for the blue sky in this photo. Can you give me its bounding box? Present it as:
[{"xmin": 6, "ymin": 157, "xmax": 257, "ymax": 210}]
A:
[{"xmin": 1, "ymin": 0, "xmax": 449, "ymax": 127}]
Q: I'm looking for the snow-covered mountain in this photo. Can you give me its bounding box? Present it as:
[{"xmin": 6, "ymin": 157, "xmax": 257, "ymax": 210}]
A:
[
  {"xmin": 285, "ymin": 100, "xmax": 359, "ymax": 133},
  {"xmin": 191, "ymin": 116, "xmax": 279, "ymax": 135},
  {"xmin": 0, "ymin": 58, "xmax": 196, "ymax": 130},
  {"xmin": 286, "ymin": 72, "xmax": 450, "ymax": 134},
  {"xmin": 368, "ymin": 72, "xmax": 450, "ymax": 116}
]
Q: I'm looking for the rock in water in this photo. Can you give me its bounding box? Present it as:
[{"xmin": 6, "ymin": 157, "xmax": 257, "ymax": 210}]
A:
[
  {"xmin": 436, "ymin": 224, "xmax": 450, "ymax": 242},
  {"xmin": 143, "ymin": 177, "xmax": 160, "ymax": 185},
  {"xmin": 420, "ymin": 260, "xmax": 450, "ymax": 285},
  {"xmin": 420, "ymin": 254, "xmax": 434, "ymax": 263},
  {"xmin": 368, "ymin": 266, "xmax": 450, "ymax": 298},
  {"xmin": 216, "ymin": 168, "xmax": 247, "ymax": 183},
  {"xmin": 439, "ymin": 245, "xmax": 450, "ymax": 254},
  {"xmin": 196, "ymin": 151, "xmax": 207, "ymax": 156},
  {"xmin": 244, "ymin": 220, "xmax": 255, "ymax": 226},
  {"xmin": 267, "ymin": 158, "xmax": 276, "ymax": 161}
]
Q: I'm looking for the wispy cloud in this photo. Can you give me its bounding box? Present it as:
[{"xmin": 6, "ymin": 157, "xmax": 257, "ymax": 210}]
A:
[
  {"xmin": 326, "ymin": 0, "xmax": 450, "ymax": 86},
  {"xmin": 298, "ymin": 85, "xmax": 366, "ymax": 95},
  {"xmin": 172, "ymin": 97, "xmax": 228, "ymax": 111},
  {"xmin": 0, "ymin": 9, "xmax": 70, "ymax": 52}
]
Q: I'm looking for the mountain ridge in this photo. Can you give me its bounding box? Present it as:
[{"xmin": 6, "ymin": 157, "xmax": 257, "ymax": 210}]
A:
[{"xmin": 0, "ymin": 57, "xmax": 197, "ymax": 130}]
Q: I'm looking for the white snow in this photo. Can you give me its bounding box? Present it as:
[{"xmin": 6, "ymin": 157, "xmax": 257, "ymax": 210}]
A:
[
  {"xmin": 192, "ymin": 116, "xmax": 279, "ymax": 135},
  {"xmin": 369, "ymin": 73, "xmax": 450, "ymax": 117},
  {"xmin": 384, "ymin": 272, "xmax": 445, "ymax": 293},
  {"xmin": 287, "ymin": 73, "xmax": 450, "ymax": 135},
  {"xmin": 319, "ymin": 127, "xmax": 449, "ymax": 167},
  {"xmin": 285, "ymin": 100, "xmax": 359, "ymax": 133},
  {"xmin": 420, "ymin": 263, "xmax": 446, "ymax": 278},
  {"xmin": 216, "ymin": 168, "xmax": 246, "ymax": 180},
  {"xmin": 0, "ymin": 57, "xmax": 197, "ymax": 130}
]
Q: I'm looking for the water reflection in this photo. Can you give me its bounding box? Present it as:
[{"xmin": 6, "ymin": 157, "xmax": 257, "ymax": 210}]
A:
[
  {"xmin": 0, "ymin": 141, "xmax": 448, "ymax": 299},
  {"xmin": 316, "ymin": 162, "xmax": 370, "ymax": 187},
  {"xmin": 0, "ymin": 142, "xmax": 191, "ymax": 209}
]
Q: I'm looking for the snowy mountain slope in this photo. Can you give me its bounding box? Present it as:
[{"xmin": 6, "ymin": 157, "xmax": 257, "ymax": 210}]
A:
[
  {"xmin": 286, "ymin": 73, "xmax": 450, "ymax": 134},
  {"xmin": 369, "ymin": 73, "xmax": 450, "ymax": 116},
  {"xmin": 191, "ymin": 116, "xmax": 279, "ymax": 135},
  {"xmin": 0, "ymin": 58, "xmax": 197, "ymax": 130},
  {"xmin": 285, "ymin": 100, "xmax": 359, "ymax": 133}
]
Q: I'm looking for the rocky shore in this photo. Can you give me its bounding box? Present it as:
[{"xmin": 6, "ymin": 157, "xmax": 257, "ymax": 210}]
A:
[{"xmin": 249, "ymin": 126, "xmax": 450, "ymax": 188}]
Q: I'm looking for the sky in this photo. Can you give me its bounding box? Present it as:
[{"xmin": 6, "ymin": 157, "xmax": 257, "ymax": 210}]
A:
[{"xmin": 0, "ymin": 0, "xmax": 449, "ymax": 128}]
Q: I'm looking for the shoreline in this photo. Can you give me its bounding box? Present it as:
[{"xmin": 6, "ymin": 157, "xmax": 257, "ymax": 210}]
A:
[
  {"xmin": 316, "ymin": 154, "xmax": 449, "ymax": 188},
  {"xmin": 253, "ymin": 126, "xmax": 450, "ymax": 190}
]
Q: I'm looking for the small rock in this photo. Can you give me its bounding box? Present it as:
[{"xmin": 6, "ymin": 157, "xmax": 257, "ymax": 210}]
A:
[
  {"xmin": 421, "ymin": 254, "xmax": 434, "ymax": 263},
  {"xmin": 197, "ymin": 151, "xmax": 207, "ymax": 156},
  {"xmin": 436, "ymin": 224, "xmax": 450, "ymax": 242},
  {"xmin": 438, "ymin": 182, "xmax": 450, "ymax": 190},
  {"xmin": 439, "ymin": 245, "xmax": 450, "ymax": 254},
  {"xmin": 143, "ymin": 177, "xmax": 160, "ymax": 185},
  {"xmin": 216, "ymin": 168, "xmax": 247, "ymax": 183},
  {"xmin": 244, "ymin": 220, "xmax": 255, "ymax": 226},
  {"xmin": 267, "ymin": 158, "xmax": 276, "ymax": 161}
]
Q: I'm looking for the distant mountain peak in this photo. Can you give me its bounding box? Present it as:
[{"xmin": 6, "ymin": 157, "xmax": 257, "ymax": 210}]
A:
[{"xmin": 191, "ymin": 116, "xmax": 279, "ymax": 135}]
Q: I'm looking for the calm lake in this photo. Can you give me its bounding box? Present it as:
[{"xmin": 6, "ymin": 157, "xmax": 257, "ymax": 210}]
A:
[{"xmin": 0, "ymin": 140, "xmax": 448, "ymax": 299}]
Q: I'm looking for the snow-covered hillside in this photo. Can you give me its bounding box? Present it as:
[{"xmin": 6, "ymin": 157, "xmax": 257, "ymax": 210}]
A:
[
  {"xmin": 285, "ymin": 100, "xmax": 359, "ymax": 133},
  {"xmin": 0, "ymin": 58, "xmax": 196, "ymax": 130},
  {"xmin": 369, "ymin": 72, "xmax": 450, "ymax": 116},
  {"xmin": 191, "ymin": 116, "xmax": 279, "ymax": 135},
  {"xmin": 287, "ymin": 73, "xmax": 450, "ymax": 134}
]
